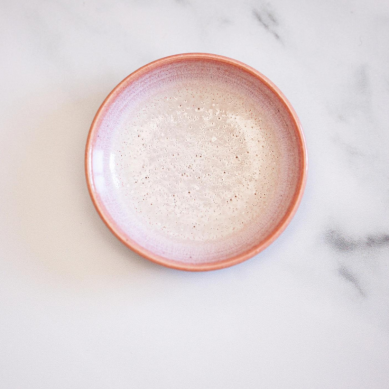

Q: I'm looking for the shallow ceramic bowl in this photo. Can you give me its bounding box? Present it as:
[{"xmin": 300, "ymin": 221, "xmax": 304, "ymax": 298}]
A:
[{"xmin": 85, "ymin": 53, "xmax": 307, "ymax": 271}]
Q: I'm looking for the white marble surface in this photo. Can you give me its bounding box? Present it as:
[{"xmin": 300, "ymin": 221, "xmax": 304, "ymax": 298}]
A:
[{"xmin": 1, "ymin": 0, "xmax": 389, "ymax": 388}]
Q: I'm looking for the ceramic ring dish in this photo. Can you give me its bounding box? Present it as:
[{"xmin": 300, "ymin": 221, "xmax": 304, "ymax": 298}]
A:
[{"xmin": 85, "ymin": 53, "xmax": 307, "ymax": 271}]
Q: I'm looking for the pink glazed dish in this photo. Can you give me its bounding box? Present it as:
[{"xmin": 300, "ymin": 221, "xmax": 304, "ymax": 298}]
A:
[{"xmin": 85, "ymin": 53, "xmax": 307, "ymax": 271}]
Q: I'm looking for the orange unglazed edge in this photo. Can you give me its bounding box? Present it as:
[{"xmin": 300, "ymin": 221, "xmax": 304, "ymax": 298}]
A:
[{"xmin": 85, "ymin": 53, "xmax": 308, "ymax": 272}]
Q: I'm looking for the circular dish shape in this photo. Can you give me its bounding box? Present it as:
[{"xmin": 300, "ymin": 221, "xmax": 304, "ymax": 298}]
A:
[{"xmin": 85, "ymin": 53, "xmax": 307, "ymax": 271}]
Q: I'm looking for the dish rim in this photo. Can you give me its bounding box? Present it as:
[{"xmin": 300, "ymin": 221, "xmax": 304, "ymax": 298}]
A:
[{"xmin": 85, "ymin": 52, "xmax": 308, "ymax": 271}]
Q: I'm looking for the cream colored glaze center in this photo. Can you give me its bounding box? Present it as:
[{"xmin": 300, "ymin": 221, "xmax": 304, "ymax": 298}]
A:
[{"xmin": 113, "ymin": 80, "xmax": 281, "ymax": 242}]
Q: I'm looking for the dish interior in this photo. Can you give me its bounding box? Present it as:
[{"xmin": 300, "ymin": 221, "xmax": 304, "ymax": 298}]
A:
[{"xmin": 89, "ymin": 59, "xmax": 303, "ymax": 264}]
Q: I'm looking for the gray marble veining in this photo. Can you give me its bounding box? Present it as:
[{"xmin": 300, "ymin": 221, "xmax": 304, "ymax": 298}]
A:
[{"xmin": 252, "ymin": 7, "xmax": 282, "ymax": 43}]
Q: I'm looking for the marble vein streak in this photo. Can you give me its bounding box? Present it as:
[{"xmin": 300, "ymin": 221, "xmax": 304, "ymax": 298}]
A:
[
  {"xmin": 325, "ymin": 230, "xmax": 389, "ymax": 297},
  {"xmin": 252, "ymin": 8, "xmax": 282, "ymax": 43},
  {"xmin": 326, "ymin": 229, "xmax": 389, "ymax": 252},
  {"xmin": 337, "ymin": 265, "xmax": 366, "ymax": 297}
]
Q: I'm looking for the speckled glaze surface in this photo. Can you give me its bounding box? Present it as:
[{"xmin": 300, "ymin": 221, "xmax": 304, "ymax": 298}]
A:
[{"xmin": 85, "ymin": 53, "xmax": 307, "ymax": 271}]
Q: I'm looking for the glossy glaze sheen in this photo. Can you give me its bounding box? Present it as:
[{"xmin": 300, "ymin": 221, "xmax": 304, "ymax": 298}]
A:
[{"xmin": 85, "ymin": 53, "xmax": 307, "ymax": 271}]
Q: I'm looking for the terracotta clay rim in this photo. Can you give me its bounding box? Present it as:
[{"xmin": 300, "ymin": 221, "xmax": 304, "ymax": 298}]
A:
[{"xmin": 85, "ymin": 53, "xmax": 308, "ymax": 271}]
